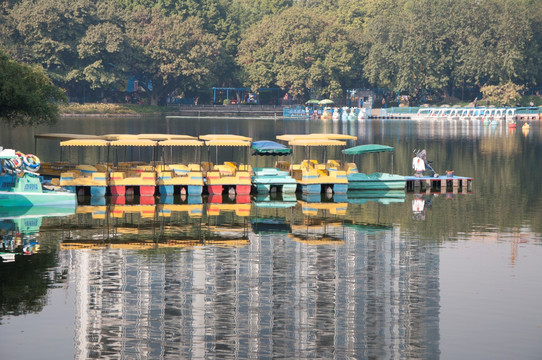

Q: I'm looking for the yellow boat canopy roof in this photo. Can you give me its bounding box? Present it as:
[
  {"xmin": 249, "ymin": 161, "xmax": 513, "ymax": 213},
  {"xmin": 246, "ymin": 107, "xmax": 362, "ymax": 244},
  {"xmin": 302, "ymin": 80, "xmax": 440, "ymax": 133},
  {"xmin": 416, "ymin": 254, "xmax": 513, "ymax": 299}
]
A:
[
  {"xmin": 35, "ymin": 133, "xmax": 102, "ymax": 141},
  {"xmin": 277, "ymin": 133, "xmax": 357, "ymax": 141},
  {"xmin": 204, "ymin": 139, "xmax": 251, "ymax": 147},
  {"xmin": 158, "ymin": 139, "xmax": 204, "ymax": 147},
  {"xmin": 288, "ymin": 138, "xmax": 346, "ymax": 146},
  {"xmin": 110, "ymin": 139, "xmax": 157, "ymax": 146},
  {"xmin": 200, "ymin": 134, "xmax": 252, "ymax": 141},
  {"xmin": 101, "ymin": 134, "xmax": 139, "ymax": 140},
  {"xmin": 290, "ymin": 237, "xmax": 346, "ymax": 246},
  {"xmin": 60, "ymin": 139, "xmax": 110, "ymax": 147},
  {"xmin": 309, "ymin": 133, "xmax": 357, "ymax": 140},
  {"xmin": 137, "ymin": 134, "xmax": 198, "ymax": 140}
]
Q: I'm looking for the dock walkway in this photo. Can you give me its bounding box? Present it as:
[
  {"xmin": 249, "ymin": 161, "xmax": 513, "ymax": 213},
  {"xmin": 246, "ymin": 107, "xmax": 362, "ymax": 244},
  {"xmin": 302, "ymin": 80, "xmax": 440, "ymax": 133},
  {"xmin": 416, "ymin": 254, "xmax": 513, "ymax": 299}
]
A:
[{"xmin": 405, "ymin": 175, "xmax": 473, "ymax": 193}]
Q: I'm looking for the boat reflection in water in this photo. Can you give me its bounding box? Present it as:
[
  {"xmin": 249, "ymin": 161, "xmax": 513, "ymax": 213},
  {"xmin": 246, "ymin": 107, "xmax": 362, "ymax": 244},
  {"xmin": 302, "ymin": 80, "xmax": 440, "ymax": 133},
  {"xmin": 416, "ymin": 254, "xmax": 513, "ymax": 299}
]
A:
[
  {"xmin": 0, "ymin": 206, "xmax": 76, "ymax": 262},
  {"xmin": 4, "ymin": 190, "xmax": 452, "ymax": 358}
]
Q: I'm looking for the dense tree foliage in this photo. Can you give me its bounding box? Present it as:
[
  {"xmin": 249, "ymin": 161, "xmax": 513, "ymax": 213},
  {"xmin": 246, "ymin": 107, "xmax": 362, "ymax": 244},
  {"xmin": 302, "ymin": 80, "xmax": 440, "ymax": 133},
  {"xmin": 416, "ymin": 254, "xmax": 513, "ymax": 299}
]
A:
[
  {"xmin": 0, "ymin": 52, "xmax": 66, "ymax": 126},
  {"xmin": 1, "ymin": 0, "xmax": 541, "ymax": 106},
  {"xmin": 124, "ymin": 8, "xmax": 223, "ymax": 104},
  {"xmin": 237, "ymin": 5, "xmax": 360, "ymax": 99}
]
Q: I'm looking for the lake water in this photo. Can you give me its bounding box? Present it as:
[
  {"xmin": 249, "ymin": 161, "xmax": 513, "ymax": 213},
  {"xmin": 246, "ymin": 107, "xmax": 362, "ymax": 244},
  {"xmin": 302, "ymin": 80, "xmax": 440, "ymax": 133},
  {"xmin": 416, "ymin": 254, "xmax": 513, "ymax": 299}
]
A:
[{"xmin": 1, "ymin": 116, "xmax": 541, "ymax": 359}]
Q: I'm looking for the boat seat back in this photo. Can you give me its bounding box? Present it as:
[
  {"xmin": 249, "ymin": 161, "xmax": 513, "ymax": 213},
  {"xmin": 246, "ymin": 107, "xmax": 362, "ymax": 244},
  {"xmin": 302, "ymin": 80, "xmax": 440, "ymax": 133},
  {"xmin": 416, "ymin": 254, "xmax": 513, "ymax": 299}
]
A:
[
  {"xmin": 345, "ymin": 163, "xmax": 358, "ymax": 174},
  {"xmin": 327, "ymin": 159, "xmax": 341, "ymax": 169},
  {"xmin": 200, "ymin": 162, "xmax": 214, "ymax": 172},
  {"xmin": 188, "ymin": 163, "xmax": 202, "ymax": 171},
  {"xmin": 275, "ymin": 161, "xmax": 290, "ymax": 171}
]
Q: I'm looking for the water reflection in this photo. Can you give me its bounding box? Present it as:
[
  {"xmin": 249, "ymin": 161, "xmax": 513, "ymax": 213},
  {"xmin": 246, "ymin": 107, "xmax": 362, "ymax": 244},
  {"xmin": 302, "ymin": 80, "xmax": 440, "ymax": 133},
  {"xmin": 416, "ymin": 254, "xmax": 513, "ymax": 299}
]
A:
[
  {"xmin": 1, "ymin": 117, "xmax": 541, "ymax": 358},
  {"xmin": 42, "ymin": 193, "xmax": 440, "ymax": 358},
  {"xmin": 0, "ymin": 206, "xmax": 75, "ymax": 261},
  {"xmin": 0, "ymin": 206, "xmax": 75, "ymax": 320}
]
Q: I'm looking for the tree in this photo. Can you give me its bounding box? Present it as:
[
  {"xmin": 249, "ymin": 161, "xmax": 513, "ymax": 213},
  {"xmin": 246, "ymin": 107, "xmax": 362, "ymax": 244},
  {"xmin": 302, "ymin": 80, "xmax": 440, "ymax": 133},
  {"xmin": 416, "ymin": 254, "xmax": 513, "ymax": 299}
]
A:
[
  {"xmin": 480, "ymin": 82, "xmax": 524, "ymax": 106},
  {"xmin": 363, "ymin": 0, "xmax": 458, "ymax": 98},
  {"xmin": 124, "ymin": 9, "xmax": 223, "ymax": 105},
  {"xmin": 0, "ymin": 52, "xmax": 66, "ymax": 126},
  {"xmin": 5, "ymin": 0, "xmax": 132, "ymax": 99},
  {"xmin": 237, "ymin": 5, "xmax": 359, "ymax": 100}
]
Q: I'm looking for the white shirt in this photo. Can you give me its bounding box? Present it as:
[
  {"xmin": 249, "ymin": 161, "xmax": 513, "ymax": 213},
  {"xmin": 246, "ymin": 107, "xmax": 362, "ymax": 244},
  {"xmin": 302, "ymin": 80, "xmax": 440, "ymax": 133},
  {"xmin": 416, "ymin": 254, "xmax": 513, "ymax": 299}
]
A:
[{"xmin": 412, "ymin": 157, "xmax": 426, "ymax": 172}]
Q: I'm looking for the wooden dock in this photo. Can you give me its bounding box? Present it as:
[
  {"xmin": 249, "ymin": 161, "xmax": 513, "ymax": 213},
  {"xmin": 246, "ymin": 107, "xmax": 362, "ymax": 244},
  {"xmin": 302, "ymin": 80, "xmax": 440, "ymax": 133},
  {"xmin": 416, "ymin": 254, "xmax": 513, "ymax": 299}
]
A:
[{"xmin": 405, "ymin": 175, "xmax": 473, "ymax": 193}]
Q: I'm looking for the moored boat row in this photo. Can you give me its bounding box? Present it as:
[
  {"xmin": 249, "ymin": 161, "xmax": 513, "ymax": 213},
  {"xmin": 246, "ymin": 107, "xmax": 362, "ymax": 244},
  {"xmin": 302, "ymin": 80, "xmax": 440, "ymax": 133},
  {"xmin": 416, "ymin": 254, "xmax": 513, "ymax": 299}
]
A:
[{"xmin": 30, "ymin": 133, "xmax": 471, "ymax": 197}]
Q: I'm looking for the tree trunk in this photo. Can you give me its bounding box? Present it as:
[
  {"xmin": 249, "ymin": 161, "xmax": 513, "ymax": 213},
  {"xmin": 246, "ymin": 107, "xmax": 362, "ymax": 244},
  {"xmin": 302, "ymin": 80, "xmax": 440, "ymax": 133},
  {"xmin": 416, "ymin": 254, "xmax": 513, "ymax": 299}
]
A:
[{"xmin": 150, "ymin": 94, "xmax": 159, "ymax": 106}]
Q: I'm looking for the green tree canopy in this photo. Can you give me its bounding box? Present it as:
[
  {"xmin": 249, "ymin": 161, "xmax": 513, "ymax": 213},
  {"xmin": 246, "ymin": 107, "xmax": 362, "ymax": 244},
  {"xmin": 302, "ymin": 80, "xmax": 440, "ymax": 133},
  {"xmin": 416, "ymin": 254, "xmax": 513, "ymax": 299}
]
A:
[
  {"xmin": 0, "ymin": 52, "xmax": 66, "ymax": 126},
  {"xmin": 237, "ymin": 5, "xmax": 359, "ymax": 100},
  {"xmin": 124, "ymin": 9, "xmax": 223, "ymax": 104}
]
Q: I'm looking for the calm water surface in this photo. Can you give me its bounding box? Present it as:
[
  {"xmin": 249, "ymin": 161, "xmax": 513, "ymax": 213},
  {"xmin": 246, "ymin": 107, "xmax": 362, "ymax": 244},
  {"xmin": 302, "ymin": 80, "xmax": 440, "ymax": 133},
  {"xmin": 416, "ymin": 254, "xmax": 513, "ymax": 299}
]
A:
[{"xmin": 1, "ymin": 116, "xmax": 541, "ymax": 359}]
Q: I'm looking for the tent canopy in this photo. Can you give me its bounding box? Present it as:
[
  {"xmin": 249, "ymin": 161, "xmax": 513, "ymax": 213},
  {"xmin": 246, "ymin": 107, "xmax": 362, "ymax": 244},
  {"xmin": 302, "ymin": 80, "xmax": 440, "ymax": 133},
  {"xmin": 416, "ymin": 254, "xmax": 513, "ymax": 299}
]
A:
[
  {"xmin": 204, "ymin": 139, "xmax": 251, "ymax": 147},
  {"xmin": 60, "ymin": 139, "xmax": 110, "ymax": 147},
  {"xmin": 110, "ymin": 139, "xmax": 157, "ymax": 147},
  {"xmin": 318, "ymin": 99, "xmax": 334, "ymax": 105},
  {"xmin": 288, "ymin": 139, "xmax": 346, "ymax": 147},
  {"xmin": 277, "ymin": 134, "xmax": 356, "ymax": 142},
  {"xmin": 200, "ymin": 134, "xmax": 252, "ymax": 141},
  {"xmin": 251, "ymin": 140, "xmax": 291, "ymax": 156},
  {"xmin": 342, "ymin": 144, "xmax": 394, "ymax": 155},
  {"xmin": 35, "ymin": 133, "xmax": 102, "ymax": 141},
  {"xmin": 158, "ymin": 139, "xmax": 203, "ymax": 147},
  {"xmin": 305, "ymin": 99, "xmax": 320, "ymax": 104},
  {"xmin": 137, "ymin": 134, "xmax": 197, "ymax": 141}
]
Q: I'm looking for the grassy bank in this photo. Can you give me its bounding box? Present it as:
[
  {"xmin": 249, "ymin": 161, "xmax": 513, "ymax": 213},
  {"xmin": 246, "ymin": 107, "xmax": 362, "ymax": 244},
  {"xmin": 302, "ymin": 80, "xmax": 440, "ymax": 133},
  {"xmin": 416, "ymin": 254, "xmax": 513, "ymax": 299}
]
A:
[{"xmin": 60, "ymin": 103, "xmax": 171, "ymax": 115}]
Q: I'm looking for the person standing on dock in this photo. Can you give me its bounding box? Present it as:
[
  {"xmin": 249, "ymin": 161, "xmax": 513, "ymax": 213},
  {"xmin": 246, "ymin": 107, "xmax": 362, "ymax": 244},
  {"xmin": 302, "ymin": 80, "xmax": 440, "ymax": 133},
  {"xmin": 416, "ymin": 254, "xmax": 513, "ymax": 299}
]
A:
[
  {"xmin": 412, "ymin": 154, "xmax": 425, "ymax": 177},
  {"xmin": 474, "ymin": 97, "xmax": 478, "ymax": 108}
]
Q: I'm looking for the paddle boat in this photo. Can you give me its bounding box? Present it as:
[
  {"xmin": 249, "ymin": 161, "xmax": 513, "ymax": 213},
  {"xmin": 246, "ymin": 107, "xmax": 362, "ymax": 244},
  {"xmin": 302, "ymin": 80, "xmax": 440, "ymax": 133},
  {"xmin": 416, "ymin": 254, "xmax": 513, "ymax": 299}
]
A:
[
  {"xmin": 276, "ymin": 134, "xmax": 357, "ymax": 194},
  {"xmin": 58, "ymin": 138, "xmax": 110, "ymax": 196},
  {"xmin": 250, "ymin": 140, "xmax": 297, "ymax": 194},
  {"xmin": 341, "ymin": 107, "xmax": 349, "ymax": 121},
  {"xmin": 34, "ymin": 133, "xmax": 104, "ymax": 177},
  {"xmin": 320, "ymin": 107, "xmax": 332, "ymax": 120},
  {"xmin": 342, "ymin": 144, "xmax": 406, "ymax": 190},
  {"xmin": 200, "ymin": 134, "xmax": 253, "ymax": 195},
  {"xmin": 107, "ymin": 138, "xmax": 157, "ymax": 196},
  {"xmin": 348, "ymin": 108, "xmax": 357, "ymax": 121},
  {"xmin": 358, "ymin": 108, "xmax": 369, "ymax": 120},
  {"xmin": 156, "ymin": 137, "xmax": 204, "ymax": 196},
  {"xmin": 332, "ymin": 108, "xmax": 341, "ymax": 121},
  {"xmin": 0, "ymin": 148, "xmax": 76, "ymax": 207}
]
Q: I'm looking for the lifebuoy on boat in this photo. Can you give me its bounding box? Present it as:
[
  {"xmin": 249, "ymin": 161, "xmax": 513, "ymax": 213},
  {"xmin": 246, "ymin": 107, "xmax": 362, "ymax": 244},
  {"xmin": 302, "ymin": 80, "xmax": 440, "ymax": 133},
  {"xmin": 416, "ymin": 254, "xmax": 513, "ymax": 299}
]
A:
[
  {"xmin": 6, "ymin": 157, "xmax": 23, "ymax": 170},
  {"xmin": 23, "ymin": 154, "xmax": 40, "ymax": 172}
]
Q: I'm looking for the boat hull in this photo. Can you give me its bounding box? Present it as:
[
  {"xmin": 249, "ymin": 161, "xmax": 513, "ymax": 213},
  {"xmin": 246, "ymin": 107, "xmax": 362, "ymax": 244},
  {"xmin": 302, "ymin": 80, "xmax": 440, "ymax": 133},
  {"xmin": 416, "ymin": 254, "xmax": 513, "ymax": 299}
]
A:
[
  {"xmin": 0, "ymin": 190, "xmax": 77, "ymax": 207},
  {"xmin": 252, "ymin": 168, "xmax": 297, "ymax": 194},
  {"xmin": 347, "ymin": 172, "xmax": 406, "ymax": 190}
]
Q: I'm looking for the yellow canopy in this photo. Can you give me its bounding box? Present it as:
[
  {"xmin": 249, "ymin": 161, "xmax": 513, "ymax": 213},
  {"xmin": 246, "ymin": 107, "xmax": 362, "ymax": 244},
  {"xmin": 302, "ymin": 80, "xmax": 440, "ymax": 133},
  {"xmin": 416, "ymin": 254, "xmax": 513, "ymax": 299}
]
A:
[
  {"xmin": 101, "ymin": 134, "xmax": 139, "ymax": 140},
  {"xmin": 158, "ymin": 139, "xmax": 204, "ymax": 147},
  {"xmin": 200, "ymin": 134, "xmax": 252, "ymax": 141},
  {"xmin": 288, "ymin": 139, "xmax": 346, "ymax": 146},
  {"xmin": 205, "ymin": 139, "xmax": 251, "ymax": 147},
  {"xmin": 110, "ymin": 139, "xmax": 157, "ymax": 146},
  {"xmin": 35, "ymin": 133, "xmax": 102, "ymax": 141},
  {"xmin": 290, "ymin": 236, "xmax": 345, "ymax": 246},
  {"xmin": 277, "ymin": 133, "xmax": 356, "ymax": 141},
  {"xmin": 309, "ymin": 133, "xmax": 357, "ymax": 140},
  {"xmin": 60, "ymin": 139, "xmax": 110, "ymax": 147},
  {"xmin": 137, "ymin": 134, "xmax": 198, "ymax": 140}
]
